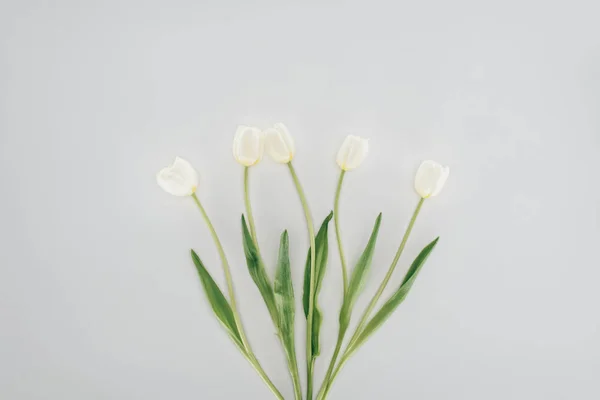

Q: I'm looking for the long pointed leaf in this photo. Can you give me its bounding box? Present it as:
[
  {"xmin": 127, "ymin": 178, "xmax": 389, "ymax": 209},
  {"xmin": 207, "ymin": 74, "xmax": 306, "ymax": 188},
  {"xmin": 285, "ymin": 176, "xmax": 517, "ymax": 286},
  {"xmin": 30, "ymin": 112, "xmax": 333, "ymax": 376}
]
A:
[
  {"xmin": 274, "ymin": 231, "xmax": 298, "ymax": 366},
  {"xmin": 348, "ymin": 237, "xmax": 439, "ymax": 355},
  {"xmin": 302, "ymin": 211, "xmax": 333, "ymax": 317},
  {"xmin": 302, "ymin": 211, "xmax": 333, "ymax": 357},
  {"xmin": 190, "ymin": 249, "xmax": 243, "ymax": 348},
  {"xmin": 339, "ymin": 213, "xmax": 383, "ymax": 331},
  {"xmin": 241, "ymin": 215, "xmax": 279, "ymax": 326},
  {"xmin": 275, "ymin": 231, "xmax": 303, "ymax": 398}
]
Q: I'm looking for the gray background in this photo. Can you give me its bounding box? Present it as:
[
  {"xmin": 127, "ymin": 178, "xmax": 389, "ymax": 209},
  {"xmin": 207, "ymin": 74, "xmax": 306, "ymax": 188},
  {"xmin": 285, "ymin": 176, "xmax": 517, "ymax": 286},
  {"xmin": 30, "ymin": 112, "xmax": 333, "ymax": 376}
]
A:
[{"xmin": 1, "ymin": 1, "xmax": 599, "ymax": 399}]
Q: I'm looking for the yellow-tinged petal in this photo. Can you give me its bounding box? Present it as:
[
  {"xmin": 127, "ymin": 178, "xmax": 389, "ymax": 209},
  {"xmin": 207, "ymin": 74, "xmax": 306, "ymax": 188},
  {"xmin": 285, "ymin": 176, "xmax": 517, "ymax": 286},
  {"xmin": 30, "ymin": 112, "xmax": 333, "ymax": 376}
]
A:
[
  {"xmin": 265, "ymin": 123, "xmax": 295, "ymax": 163},
  {"xmin": 336, "ymin": 135, "xmax": 369, "ymax": 171},
  {"xmin": 233, "ymin": 125, "xmax": 264, "ymax": 166}
]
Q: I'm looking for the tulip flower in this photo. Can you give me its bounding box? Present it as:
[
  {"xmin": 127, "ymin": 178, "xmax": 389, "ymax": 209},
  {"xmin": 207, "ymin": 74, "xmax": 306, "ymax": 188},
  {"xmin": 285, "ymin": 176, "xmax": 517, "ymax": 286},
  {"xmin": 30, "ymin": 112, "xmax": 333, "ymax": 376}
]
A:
[
  {"xmin": 233, "ymin": 125, "xmax": 264, "ymax": 166},
  {"xmin": 157, "ymin": 156, "xmax": 284, "ymax": 399},
  {"xmin": 265, "ymin": 123, "xmax": 295, "ymax": 163},
  {"xmin": 263, "ymin": 122, "xmax": 317, "ymax": 397},
  {"xmin": 156, "ymin": 157, "xmax": 199, "ymax": 196},
  {"xmin": 156, "ymin": 136, "xmax": 446, "ymax": 400},
  {"xmin": 318, "ymin": 159, "xmax": 447, "ymax": 400},
  {"xmin": 332, "ymin": 135, "xmax": 370, "ymax": 291},
  {"xmin": 317, "ymin": 135, "xmax": 371, "ymax": 394},
  {"xmin": 414, "ymin": 160, "xmax": 450, "ymax": 198},
  {"xmin": 336, "ymin": 135, "xmax": 369, "ymax": 171},
  {"xmin": 237, "ymin": 123, "xmax": 303, "ymax": 398}
]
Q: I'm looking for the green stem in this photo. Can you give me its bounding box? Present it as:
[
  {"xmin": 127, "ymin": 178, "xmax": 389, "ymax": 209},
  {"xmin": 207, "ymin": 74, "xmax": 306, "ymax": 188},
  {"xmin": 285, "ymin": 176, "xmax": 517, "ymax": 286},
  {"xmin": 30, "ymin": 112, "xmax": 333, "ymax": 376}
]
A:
[
  {"xmin": 320, "ymin": 198, "xmax": 426, "ymax": 399},
  {"xmin": 243, "ymin": 349, "xmax": 287, "ymax": 400},
  {"xmin": 316, "ymin": 170, "xmax": 349, "ymax": 400},
  {"xmin": 308, "ymin": 359, "xmax": 315, "ymax": 400},
  {"xmin": 287, "ymin": 162, "xmax": 317, "ymax": 400},
  {"xmin": 348, "ymin": 197, "xmax": 424, "ymax": 349},
  {"xmin": 316, "ymin": 328, "xmax": 346, "ymax": 400},
  {"xmin": 244, "ymin": 167, "xmax": 259, "ymax": 246},
  {"xmin": 289, "ymin": 355, "xmax": 303, "ymax": 400},
  {"xmin": 243, "ymin": 167, "xmax": 303, "ymax": 400},
  {"xmin": 334, "ymin": 170, "xmax": 348, "ymax": 295},
  {"xmin": 191, "ymin": 192, "xmax": 284, "ymax": 400},
  {"xmin": 191, "ymin": 193, "xmax": 239, "ymax": 325},
  {"xmin": 320, "ymin": 352, "xmax": 348, "ymax": 399}
]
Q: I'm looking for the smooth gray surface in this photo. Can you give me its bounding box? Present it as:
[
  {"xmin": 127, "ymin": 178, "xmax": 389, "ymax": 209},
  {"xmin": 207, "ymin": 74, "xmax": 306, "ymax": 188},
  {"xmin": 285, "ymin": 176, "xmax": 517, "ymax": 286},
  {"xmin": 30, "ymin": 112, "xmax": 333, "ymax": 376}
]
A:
[{"xmin": 1, "ymin": 1, "xmax": 599, "ymax": 399}]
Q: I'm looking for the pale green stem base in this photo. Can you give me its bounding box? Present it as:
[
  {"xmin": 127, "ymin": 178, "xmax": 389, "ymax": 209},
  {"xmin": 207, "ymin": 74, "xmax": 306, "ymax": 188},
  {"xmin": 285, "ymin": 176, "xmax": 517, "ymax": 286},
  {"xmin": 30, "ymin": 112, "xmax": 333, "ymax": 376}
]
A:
[
  {"xmin": 243, "ymin": 167, "xmax": 303, "ymax": 400},
  {"xmin": 287, "ymin": 162, "xmax": 317, "ymax": 400},
  {"xmin": 319, "ymin": 198, "xmax": 426, "ymax": 399},
  {"xmin": 191, "ymin": 192, "xmax": 284, "ymax": 400},
  {"xmin": 286, "ymin": 354, "xmax": 303, "ymax": 400}
]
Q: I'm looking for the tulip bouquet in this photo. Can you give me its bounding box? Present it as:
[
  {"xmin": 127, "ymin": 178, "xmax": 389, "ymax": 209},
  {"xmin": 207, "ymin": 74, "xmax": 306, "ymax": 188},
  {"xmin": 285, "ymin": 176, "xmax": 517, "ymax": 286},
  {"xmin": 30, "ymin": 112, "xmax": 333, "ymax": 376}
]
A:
[{"xmin": 157, "ymin": 124, "xmax": 448, "ymax": 399}]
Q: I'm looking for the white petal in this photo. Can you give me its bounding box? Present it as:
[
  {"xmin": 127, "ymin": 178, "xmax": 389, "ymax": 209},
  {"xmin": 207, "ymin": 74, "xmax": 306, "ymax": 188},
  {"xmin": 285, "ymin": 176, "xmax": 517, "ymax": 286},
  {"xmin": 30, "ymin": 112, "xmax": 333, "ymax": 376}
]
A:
[
  {"xmin": 233, "ymin": 125, "xmax": 264, "ymax": 166},
  {"xmin": 336, "ymin": 135, "xmax": 369, "ymax": 171},
  {"xmin": 414, "ymin": 160, "xmax": 449, "ymax": 198},
  {"xmin": 265, "ymin": 123, "xmax": 295, "ymax": 163},
  {"xmin": 156, "ymin": 157, "xmax": 199, "ymax": 196},
  {"xmin": 430, "ymin": 165, "xmax": 449, "ymax": 196}
]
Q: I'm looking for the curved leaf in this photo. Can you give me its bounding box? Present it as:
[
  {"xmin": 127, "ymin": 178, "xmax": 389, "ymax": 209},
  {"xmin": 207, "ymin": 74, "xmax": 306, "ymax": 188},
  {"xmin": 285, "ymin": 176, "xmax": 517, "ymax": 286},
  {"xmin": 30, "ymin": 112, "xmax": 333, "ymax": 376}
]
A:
[
  {"xmin": 241, "ymin": 215, "xmax": 279, "ymax": 326},
  {"xmin": 302, "ymin": 211, "xmax": 333, "ymax": 317},
  {"xmin": 302, "ymin": 211, "xmax": 333, "ymax": 357},
  {"xmin": 274, "ymin": 230, "xmax": 301, "ymax": 388},
  {"xmin": 274, "ymin": 231, "xmax": 296, "ymax": 348},
  {"xmin": 190, "ymin": 249, "xmax": 243, "ymax": 348},
  {"xmin": 339, "ymin": 213, "xmax": 383, "ymax": 331}
]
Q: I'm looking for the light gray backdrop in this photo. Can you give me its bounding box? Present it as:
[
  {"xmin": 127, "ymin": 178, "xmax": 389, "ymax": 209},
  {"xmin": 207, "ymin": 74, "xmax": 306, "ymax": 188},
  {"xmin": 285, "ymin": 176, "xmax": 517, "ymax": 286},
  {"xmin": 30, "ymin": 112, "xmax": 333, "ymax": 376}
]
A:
[{"xmin": 1, "ymin": 1, "xmax": 599, "ymax": 399}]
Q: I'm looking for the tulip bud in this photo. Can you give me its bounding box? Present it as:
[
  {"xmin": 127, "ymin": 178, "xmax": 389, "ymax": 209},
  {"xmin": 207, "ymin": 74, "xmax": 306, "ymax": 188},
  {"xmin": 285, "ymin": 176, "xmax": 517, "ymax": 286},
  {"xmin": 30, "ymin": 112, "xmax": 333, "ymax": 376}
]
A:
[
  {"xmin": 233, "ymin": 125, "xmax": 264, "ymax": 166},
  {"xmin": 336, "ymin": 135, "xmax": 369, "ymax": 171},
  {"xmin": 156, "ymin": 157, "xmax": 199, "ymax": 196},
  {"xmin": 414, "ymin": 160, "xmax": 449, "ymax": 198},
  {"xmin": 265, "ymin": 123, "xmax": 295, "ymax": 163}
]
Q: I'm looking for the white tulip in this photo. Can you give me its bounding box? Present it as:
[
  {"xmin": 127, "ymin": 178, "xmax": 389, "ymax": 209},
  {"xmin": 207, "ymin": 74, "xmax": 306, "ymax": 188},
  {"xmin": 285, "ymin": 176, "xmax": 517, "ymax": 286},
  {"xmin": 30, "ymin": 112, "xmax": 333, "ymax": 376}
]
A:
[
  {"xmin": 233, "ymin": 125, "xmax": 264, "ymax": 166},
  {"xmin": 156, "ymin": 157, "xmax": 199, "ymax": 196},
  {"xmin": 265, "ymin": 123, "xmax": 295, "ymax": 163},
  {"xmin": 414, "ymin": 160, "xmax": 449, "ymax": 198},
  {"xmin": 336, "ymin": 135, "xmax": 369, "ymax": 171}
]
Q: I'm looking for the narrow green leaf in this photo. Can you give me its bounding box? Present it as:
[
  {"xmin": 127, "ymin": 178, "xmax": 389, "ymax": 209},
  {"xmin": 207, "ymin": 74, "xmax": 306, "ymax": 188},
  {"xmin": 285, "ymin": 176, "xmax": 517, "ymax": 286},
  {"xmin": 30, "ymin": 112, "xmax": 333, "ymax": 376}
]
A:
[
  {"xmin": 312, "ymin": 306, "xmax": 323, "ymax": 356},
  {"xmin": 302, "ymin": 249, "xmax": 311, "ymax": 319},
  {"xmin": 339, "ymin": 213, "xmax": 383, "ymax": 331},
  {"xmin": 348, "ymin": 237, "xmax": 439, "ymax": 355},
  {"xmin": 190, "ymin": 249, "xmax": 243, "ymax": 348},
  {"xmin": 274, "ymin": 230, "xmax": 295, "ymax": 342},
  {"xmin": 241, "ymin": 215, "xmax": 279, "ymax": 326},
  {"xmin": 274, "ymin": 231, "xmax": 298, "ymax": 363},
  {"xmin": 314, "ymin": 213, "xmax": 334, "ymax": 296},
  {"xmin": 302, "ymin": 211, "xmax": 333, "ymax": 357},
  {"xmin": 303, "ymin": 212, "xmax": 334, "ymax": 318}
]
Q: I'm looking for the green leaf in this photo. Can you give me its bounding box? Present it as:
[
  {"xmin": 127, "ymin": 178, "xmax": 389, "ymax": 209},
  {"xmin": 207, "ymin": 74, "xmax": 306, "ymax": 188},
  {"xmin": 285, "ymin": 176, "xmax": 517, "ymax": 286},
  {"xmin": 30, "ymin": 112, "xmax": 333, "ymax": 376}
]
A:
[
  {"xmin": 190, "ymin": 249, "xmax": 243, "ymax": 348},
  {"xmin": 302, "ymin": 211, "xmax": 333, "ymax": 357},
  {"xmin": 348, "ymin": 237, "xmax": 439, "ymax": 355},
  {"xmin": 241, "ymin": 215, "xmax": 279, "ymax": 326},
  {"xmin": 303, "ymin": 212, "xmax": 334, "ymax": 317},
  {"xmin": 311, "ymin": 306, "xmax": 323, "ymax": 356},
  {"xmin": 339, "ymin": 213, "xmax": 383, "ymax": 332},
  {"xmin": 274, "ymin": 231, "xmax": 298, "ymax": 366}
]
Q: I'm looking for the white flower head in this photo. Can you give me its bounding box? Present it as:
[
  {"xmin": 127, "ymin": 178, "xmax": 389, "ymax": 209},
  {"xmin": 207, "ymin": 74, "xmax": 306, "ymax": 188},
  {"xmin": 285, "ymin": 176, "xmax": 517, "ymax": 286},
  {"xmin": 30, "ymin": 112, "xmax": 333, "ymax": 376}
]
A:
[
  {"xmin": 336, "ymin": 135, "xmax": 369, "ymax": 171},
  {"xmin": 233, "ymin": 125, "xmax": 264, "ymax": 166},
  {"xmin": 264, "ymin": 123, "xmax": 295, "ymax": 163},
  {"xmin": 156, "ymin": 157, "xmax": 199, "ymax": 196},
  {"xmin": 414, "ymin": 160, "xmax": 449, "ymax": 198}
]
